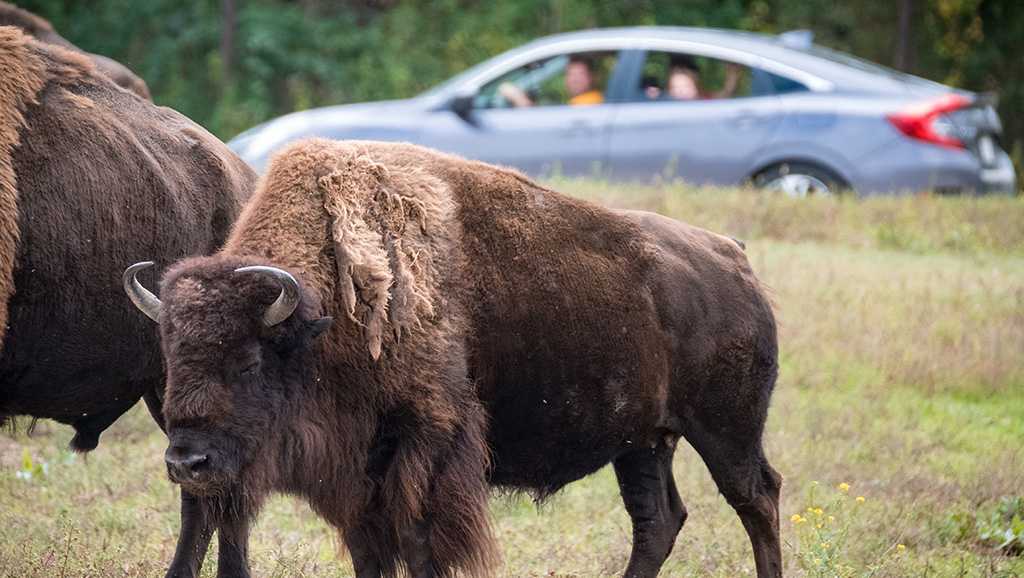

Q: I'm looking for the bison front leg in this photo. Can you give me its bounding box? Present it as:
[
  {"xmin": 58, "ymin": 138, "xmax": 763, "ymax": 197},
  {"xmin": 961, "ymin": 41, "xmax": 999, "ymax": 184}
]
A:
[
  {"xmin": 144, "ymin": 391, "xmax": 220, "ymax": 578},
  {"xmin": 216, "ymin": 514, "xmax": 252, "ymax": 578},
  {"xmin": 344, "ymin": 520, "xmax": 400, "ymax": 578},
  {"xmin": 164, "ymin": 489, "xmax": 214, "ymax": 578},
  {"xmin": 163, "ymin": 492, "xmax": 252, "ymax": 578},
  {"xmin": 399, "ymin": 518, "xmax": 436, "ymax": 578}
]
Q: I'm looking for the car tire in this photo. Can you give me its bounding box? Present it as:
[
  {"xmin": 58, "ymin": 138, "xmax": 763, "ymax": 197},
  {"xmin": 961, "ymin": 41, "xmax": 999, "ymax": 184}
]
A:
[{"xmin": 752, "ymin": 162, "xmax": 848, "ymax": 197}]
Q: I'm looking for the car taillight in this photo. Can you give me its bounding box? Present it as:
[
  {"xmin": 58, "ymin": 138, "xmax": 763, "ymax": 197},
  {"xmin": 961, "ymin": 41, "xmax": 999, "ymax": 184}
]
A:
[{"xmin": 886, "ymin": 93, "xmax": 971, "ymax": 149}]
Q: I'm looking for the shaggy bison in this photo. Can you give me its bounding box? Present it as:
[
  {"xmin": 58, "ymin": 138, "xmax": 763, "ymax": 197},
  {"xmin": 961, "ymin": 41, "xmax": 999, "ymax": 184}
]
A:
[
  {"xmin": 0, "ymin": 26, "xmax": 254, "ymax": 577},
  {"xmin": 0, "ymin": 1, "xmax": 151, "ymax": 99},
  {"xmin": 126, "ymin": 139, "xmax": 782, "ymax": 578}
]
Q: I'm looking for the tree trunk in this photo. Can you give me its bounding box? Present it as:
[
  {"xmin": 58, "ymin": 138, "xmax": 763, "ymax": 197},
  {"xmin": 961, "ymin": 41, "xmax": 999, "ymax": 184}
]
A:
[
  {"xmin": 894, "ymin": 0, "xmax": 914, "ymax": 71},
  {"xmin": 221, "ymin": 0, "xmax": 236, "ymax": 84}
]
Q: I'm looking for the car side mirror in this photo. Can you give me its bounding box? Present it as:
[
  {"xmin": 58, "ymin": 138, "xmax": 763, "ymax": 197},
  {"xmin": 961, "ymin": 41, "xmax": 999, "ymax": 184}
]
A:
[{"xmin": 449, "ymin": 93, "xmax": 475, "ymax": 119}]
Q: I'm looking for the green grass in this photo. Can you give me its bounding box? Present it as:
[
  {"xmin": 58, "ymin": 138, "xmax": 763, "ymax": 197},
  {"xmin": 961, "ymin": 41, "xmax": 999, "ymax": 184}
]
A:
[{"xmin": 2, "ymin": 184, "xmax": 1022, "ymax": 577}]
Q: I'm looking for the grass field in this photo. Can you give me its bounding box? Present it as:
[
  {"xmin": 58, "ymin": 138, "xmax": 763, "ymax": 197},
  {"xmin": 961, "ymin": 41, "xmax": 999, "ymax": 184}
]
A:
[{"xmin": 1, "ymin": 184, "xmax": 1022, "ymax": 577}]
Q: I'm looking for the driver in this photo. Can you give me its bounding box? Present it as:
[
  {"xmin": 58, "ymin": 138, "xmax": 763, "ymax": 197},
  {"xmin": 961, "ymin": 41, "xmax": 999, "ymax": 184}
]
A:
[{"xmin": 499, "ymin": 55, "xmax": 604, "ymax": 107}]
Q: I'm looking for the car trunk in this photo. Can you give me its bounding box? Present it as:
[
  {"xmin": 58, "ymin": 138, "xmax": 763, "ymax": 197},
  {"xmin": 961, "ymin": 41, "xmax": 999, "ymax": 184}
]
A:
[{"xmin": 943, "ymin": 93, "xmax": 1004, "ymax": 169}]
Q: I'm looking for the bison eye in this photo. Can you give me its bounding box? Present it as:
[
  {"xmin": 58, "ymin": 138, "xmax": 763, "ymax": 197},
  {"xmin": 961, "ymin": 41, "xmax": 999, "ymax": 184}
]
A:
[{"xmin": 240, "ymin": 361, "xmax": 261, "ymax": 377}]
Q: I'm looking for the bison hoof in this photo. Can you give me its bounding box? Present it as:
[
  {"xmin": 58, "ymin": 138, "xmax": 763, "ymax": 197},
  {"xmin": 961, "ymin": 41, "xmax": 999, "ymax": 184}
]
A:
[{"xmin": 69, "ymin": 431, "xmax": 99, "ymax": 452}]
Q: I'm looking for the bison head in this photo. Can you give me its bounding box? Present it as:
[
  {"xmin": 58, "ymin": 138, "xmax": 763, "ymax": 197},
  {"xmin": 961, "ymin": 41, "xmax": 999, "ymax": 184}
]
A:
[{"xmin": 124, "ymin": 257, "xmax": 331, "ymax": 495}]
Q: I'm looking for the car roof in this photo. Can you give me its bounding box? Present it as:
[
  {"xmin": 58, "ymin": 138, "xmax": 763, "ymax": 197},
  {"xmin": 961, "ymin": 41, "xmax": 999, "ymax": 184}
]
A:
[{"xmin": 428, "ymin": 26, "xmax": 947, "ymax": 97}]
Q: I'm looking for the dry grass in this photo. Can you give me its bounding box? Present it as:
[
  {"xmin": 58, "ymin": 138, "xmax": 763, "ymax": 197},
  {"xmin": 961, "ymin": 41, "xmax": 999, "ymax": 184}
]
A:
[{"xmin": 1, "ymin": 184, "xmax": 1022, "ymax": 577}]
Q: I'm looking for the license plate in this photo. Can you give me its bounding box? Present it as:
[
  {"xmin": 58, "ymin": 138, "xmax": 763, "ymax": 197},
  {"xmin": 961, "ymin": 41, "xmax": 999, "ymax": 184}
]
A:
[{"xmin": 978, "ymin": 135, "xmax": 996, "ymax": 166}]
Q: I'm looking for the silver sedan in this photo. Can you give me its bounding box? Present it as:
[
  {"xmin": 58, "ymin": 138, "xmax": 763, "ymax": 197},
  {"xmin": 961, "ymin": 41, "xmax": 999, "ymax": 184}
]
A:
[{"xmin": 229, "ymin": 27, "xmax": 1016, "ymax": 196}]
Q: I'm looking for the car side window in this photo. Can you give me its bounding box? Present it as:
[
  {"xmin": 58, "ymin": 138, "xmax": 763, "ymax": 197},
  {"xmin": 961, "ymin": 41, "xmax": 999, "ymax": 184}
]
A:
[
  {"xmin": 631, "ymin": 51, "xmax": 806, "ymax": 102},
  {"xmin": 474, "ymin": 52, "xmax": 617, "ymax": 109}
]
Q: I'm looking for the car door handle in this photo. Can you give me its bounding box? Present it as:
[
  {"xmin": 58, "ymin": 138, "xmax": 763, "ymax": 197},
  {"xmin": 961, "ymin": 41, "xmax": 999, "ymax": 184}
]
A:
[
  {"xmin": 734, "ymin": 111, "xmax": 764, "ymax": 129},
  {"xmin": 564, "ymin": 120, "xmax": 595, "ymax": 138}
]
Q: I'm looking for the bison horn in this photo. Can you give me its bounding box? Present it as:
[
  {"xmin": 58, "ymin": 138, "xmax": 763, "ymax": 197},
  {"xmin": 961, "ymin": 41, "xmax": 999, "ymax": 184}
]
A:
[
  {"xmin": 123, "ymin": 261, "xmax": 162, "ymax": 322},
  {"xmin": 234, "ymin": 266, "xmax": 301, "ymax": 327}
]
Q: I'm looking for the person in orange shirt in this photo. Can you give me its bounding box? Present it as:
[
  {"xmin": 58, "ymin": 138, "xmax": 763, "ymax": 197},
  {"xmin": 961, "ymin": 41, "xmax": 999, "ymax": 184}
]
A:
[
  {"xmin": 564, "ymin": 56, "xmax": 603, "ymax": 106},
  {"xmin": 499, "ymin": 55, "xmax": 604, "ymax": 107}
]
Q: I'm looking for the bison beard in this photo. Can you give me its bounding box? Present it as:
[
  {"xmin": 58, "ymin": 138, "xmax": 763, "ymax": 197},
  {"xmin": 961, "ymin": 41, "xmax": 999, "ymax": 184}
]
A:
[{"xmin": 130, "ymin": 139, "xmax": 783, "ymax": 577}]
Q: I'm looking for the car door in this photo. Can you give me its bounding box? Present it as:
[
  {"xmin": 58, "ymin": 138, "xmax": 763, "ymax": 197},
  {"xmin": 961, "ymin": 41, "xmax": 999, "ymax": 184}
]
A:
[
  {"xmin": 607, "ymin": 49, "xmax": 784, "ymax": 185},
  {"xmin": 417, "ymin": 51, "xmax": 627, "ymax": 178}
]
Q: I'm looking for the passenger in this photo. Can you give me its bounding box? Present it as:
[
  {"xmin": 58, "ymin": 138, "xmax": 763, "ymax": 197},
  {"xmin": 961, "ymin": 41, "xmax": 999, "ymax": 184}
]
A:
[
  {"xmin": 642, "ymin": 75, "xmax": 663, "ymax": 99},
  {"xmin": 666, "ymin": 56, "xmax": 743, "ymax": 100},
  {"xmin": 499, "ymin": 55, "xmax": 604, "ymax": 107},
  {"xmin": 666, "ymin": 67, "xmax": 700, "ymax": 100}
]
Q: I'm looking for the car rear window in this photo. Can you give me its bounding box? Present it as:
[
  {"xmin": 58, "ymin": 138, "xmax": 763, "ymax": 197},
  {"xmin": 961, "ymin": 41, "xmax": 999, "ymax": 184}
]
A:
[{"xmin": 799, "ymin": 44, "xmax": 921, "ymax": 83}]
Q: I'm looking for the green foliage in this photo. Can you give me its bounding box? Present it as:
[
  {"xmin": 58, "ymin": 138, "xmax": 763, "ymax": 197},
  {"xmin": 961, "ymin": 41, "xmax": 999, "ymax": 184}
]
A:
[
  {"xmin": 12, "ymin": 0, "xmax": 1024, "ymax": 172},
  {"xmin": 939, "ymin": 497, "xmax": 1024, "ymax": 556},
  {"xmin": 980, "ymin": 497, "xmax": 1024, "ymax": 555},
  {"xmin": 15, "ymin": 448, "xmax": 46, "ymax": 481}
]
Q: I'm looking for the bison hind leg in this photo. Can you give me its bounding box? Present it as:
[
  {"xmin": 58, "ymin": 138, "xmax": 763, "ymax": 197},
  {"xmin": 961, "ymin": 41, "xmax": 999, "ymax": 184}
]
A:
[
  {"xmin": 682, "ymin": 420, "xmax": 782, "ymax": 578},
  {"xmin": 613, "ymin": 436, "xmax": 687, "ymax": 578}
]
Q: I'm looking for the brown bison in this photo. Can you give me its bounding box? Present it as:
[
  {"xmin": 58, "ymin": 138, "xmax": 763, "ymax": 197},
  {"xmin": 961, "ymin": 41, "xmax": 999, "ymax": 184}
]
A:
[
  {"xmin": 0, "ymin": 26, "xmax": 254, "ymax": 577},
  {"xmin": 0, "ymin": 1, "xmax": 151, "ymax": 99},
  {"xmin": 126, "ymin": 139, "xmax": 782, "ymax": 578}
]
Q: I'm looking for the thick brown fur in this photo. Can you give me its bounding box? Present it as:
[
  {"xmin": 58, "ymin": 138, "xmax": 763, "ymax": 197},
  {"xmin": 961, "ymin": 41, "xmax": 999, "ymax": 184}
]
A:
[
  {"xmin": 0, "ymin": 26, "xmax": 44, "ymax": 352},
  {"xmin": 0, "ymin": 2, "xmax": 151, "ymax": 99},
  {"xmin": 153, "ymin": 139, "xmax": 783, "ymax": 577},
  {"xmin": 0, "ymin": 27, "xmax": 253, "ymax": 450},
  {"xmin": 160, "ymin": 141, "xmax": 495, "ymax": 577}
]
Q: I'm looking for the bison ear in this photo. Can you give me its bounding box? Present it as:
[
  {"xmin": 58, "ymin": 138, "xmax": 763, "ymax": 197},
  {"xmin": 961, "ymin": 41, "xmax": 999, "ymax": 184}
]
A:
[{"xmin": 306, "ymin": 317, "xmax": 333, "ymax": 341}]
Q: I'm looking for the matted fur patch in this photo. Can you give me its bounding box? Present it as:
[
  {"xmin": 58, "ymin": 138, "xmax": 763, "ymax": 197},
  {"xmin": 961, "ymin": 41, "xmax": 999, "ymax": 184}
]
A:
[{"xmin": 319, "ymin": 150, "xmax": 449, "ymax": 360}]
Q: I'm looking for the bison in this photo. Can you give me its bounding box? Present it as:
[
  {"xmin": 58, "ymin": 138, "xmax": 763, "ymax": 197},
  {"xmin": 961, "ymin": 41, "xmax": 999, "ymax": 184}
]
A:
[
  {"xmin": 0, "ymin": 1, "xmax": 151, "ymax": 99},
  {"xmin": 0, "ymin": 26, "xmax": 254, "ymax": 577},
  {"xmin": 126, "ymin": 139, "xmax": 783, "ymax": 578}
]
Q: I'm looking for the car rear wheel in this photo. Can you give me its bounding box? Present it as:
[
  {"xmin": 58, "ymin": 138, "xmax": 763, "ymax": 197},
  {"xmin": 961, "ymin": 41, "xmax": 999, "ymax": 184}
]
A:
[{"xmin": 753, "ymin": 162, "xmax": 847, "ymax": 197}]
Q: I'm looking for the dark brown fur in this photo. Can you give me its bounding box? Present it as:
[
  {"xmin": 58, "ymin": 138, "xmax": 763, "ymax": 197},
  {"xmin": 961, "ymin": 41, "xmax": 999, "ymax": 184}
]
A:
[
  {"xmin": 0, "ymin": 27, "xmax": 255, "ymax": 578},
  {"xmin": 0, "ymin": 26, "xmax": 252, "ymax": 449},
  {"xmin": 148, "ymin": 139, "xmax": 783, "ymax": 578},
  {"xmin": 0, "ymin": 2, "xmax": 151, "ymax": 99}
]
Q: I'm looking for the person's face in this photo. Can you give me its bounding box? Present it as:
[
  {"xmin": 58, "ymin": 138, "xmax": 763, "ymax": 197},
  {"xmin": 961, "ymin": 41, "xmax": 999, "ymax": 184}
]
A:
[
  {"xmin": 667, "ymin": 69, "xmax": 699, "ymax": 100},
  {"xmin": 565, "ymin": 61, "xmax": 593, "ymax": 97}
]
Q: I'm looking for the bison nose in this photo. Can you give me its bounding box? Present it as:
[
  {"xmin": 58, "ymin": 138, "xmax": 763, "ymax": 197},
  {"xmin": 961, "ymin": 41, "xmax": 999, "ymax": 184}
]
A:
[{"xmin": 165, "ymin": 447, "xmax": 209, "ymax": 480}]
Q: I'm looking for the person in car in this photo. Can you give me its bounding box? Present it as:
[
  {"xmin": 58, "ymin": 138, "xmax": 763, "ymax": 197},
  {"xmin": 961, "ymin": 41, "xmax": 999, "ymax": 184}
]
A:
[
  {"xmin": 499, "ymin": 55, "xmax": 604, "ymax": 107},
  {"xmin": 666, "ymin": 67, "xmax": 701, "ymax": 100},
  {"xmin": 665, "ymin": 56, "xmax": 743, "ymax": 100},
  {"xmin": 564, "ymin": 56, "xmax": 604, "ymax": 105}
]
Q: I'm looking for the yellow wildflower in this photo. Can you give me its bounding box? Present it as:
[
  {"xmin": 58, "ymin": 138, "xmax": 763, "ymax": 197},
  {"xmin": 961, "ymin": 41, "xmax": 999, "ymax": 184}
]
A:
[
  {"xmin": 856, "ymin": 496, "xmax": 866, "ymax": 503},
  {"xmin": 813, "ymin": 508, "xmax": 824, "ymax": 516},
  {"xmin": 828, "ymin": 516, "xmax": 836, "ymax": 523},
  {"xmin": 822, "ymin": 542, "xmax": 831, "ymax": 549},
  {"xmin": 897, "ymin": 544, "xmax": 906, "ymax": 552},
  {"xmin": 838, "ymin": 482, "xmax": 850, "ymax": 492},
  {"xmin": 791, "ymin": 514, "xmax": 802, "ymax": 523}
]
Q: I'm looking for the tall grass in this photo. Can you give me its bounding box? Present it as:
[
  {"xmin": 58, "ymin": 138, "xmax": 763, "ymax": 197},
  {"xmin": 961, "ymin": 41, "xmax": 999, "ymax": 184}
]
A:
[
  {"xmin": 557, "ymin": 179, "xmax": 1024, "ymax": 256},
  {"xmin": 0, "ymin": 183, "xmax": 1021, "ymax": 577}
]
